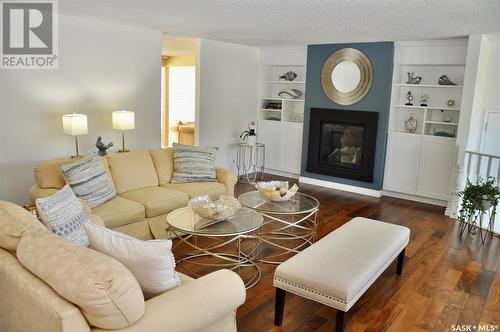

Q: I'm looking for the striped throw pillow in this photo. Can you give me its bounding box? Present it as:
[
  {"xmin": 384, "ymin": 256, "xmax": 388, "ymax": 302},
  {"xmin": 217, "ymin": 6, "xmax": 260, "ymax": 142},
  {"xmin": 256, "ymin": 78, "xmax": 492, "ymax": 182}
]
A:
[
  {"xmin": 61, "ymin": 156, "xmax": 116, "ymax": 208},
  {"xmin": 171, "ymin": 143, "xmax": 218, "ymax": 183}
]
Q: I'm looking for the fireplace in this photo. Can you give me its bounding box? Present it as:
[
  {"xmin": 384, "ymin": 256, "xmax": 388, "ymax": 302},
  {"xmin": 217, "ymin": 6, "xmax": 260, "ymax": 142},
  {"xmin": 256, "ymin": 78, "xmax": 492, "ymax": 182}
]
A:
[{"xmin": 307, "ymin": 108, "xmax": 378, "ymax": 182}]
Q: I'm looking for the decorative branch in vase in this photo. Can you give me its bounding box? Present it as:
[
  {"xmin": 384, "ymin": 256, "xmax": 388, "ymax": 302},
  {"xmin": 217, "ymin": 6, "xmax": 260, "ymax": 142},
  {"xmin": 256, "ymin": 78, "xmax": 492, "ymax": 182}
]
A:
[{"xmin": 240, "ymin": 121, "xmax": 257, "ymax": 146}]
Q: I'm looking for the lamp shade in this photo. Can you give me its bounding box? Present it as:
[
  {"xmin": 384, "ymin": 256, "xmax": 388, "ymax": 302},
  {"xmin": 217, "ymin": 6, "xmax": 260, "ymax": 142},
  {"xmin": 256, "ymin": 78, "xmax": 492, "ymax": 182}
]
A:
[
  {"xmin": 62, "ymin": 113, "xmax": 88, "ymax": 136},
  {"xmin": 112, "ymin": 110, "xmax": 135, "ymax": 130}
]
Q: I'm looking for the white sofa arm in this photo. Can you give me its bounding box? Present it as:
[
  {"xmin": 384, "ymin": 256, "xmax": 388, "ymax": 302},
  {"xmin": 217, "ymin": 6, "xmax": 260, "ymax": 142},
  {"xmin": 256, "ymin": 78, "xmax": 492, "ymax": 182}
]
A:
[{"xmin": 92, "ymin": 269, "xmax": 246, "ymax": 332}]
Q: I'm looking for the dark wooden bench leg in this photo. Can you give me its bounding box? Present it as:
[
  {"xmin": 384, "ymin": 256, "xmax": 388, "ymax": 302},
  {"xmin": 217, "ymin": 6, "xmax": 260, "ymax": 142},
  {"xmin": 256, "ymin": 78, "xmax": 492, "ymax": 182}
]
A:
[
  {"xmin": 335, "ymin": 310, "xmax": 345, "ymax": 332},
  {"xmin": 396, "ymin": 248, "xmax": 406, "ymax": 275},
  {"xmin": 274, "ymin": 288, "xmax": 286, "ymax": 326}
]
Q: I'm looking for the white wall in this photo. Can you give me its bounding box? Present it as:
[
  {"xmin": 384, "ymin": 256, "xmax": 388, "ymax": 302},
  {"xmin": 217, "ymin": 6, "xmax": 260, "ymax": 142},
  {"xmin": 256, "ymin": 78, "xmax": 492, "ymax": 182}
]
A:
[
  {"xmin": 460, "ymin": 35, "xmax": 500, "ymax": 151},
  {"xmin": 196, "ymin": 38, "xmax": 259, "ymax": 169},
  {"xmin": 459, "ymin": 35, "xmax": 491, "ymax": 150},
  {"xmin": 482, "ymin": 36, "xmax": 500, "ymax": 115},
  {"xmin": 0, "ymin": 15, "xmax": 161, "ymax": 204}
]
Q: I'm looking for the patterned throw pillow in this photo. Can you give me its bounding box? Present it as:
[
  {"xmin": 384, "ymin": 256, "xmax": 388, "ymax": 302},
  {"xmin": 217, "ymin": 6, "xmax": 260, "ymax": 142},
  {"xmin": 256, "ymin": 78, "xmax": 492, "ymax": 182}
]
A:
[
  {"xmin": 35, "ymin": 185, "xmax": 90, "ymax": 247},
  {"xmin": 61, "ymin": 156, "xmax": 116, "ymax": 208},
  {"xmin": 171, "ymin": 143, "xmax": 218, "ymax": 183}
]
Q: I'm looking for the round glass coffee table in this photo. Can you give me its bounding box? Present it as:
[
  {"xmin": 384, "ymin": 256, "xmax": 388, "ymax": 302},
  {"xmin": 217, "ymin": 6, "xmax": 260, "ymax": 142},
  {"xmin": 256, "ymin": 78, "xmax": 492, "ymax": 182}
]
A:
[
  {"xmin": 166, "ymin": 207, "xmax": 263, "ymax": 288},
  {"xmin": 238, "ymin": 191, "xmax": 320, "ymax": 264}
]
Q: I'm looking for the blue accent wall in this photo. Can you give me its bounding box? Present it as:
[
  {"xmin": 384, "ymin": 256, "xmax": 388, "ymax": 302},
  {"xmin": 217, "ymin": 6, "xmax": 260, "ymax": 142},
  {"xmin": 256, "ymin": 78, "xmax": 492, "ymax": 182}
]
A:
[{"xmin": 301, "ymin": 42, "xmax": 394, "ymax": 190}]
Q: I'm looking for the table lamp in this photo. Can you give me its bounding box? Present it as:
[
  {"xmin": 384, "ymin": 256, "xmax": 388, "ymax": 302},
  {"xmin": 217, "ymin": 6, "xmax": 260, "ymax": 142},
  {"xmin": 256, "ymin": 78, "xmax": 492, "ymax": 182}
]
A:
[
  {"xmin": 112, "ymin": 110, "xmax": 135, "ymax": 152},
  {"xmin": 62, "ymin": 113, "xmax": 88, "ymax": 157}
]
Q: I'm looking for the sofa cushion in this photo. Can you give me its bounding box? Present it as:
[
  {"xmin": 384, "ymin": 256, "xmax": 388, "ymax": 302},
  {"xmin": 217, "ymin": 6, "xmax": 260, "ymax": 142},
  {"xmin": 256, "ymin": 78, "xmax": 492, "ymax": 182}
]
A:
[
  {"xmin": 85, "ymin": 223, "xmax": 180, "ymax": 299},
  {"xmin": 17, "ymin": 232, "xmax": 145, "ymax": 329},
  {"xmin": 35, "ymin": 185, "xmax": 90, "ymax": 247},
  {"xmin": 149, "ymin": 148, "xmax": 174, "ymax": 185},
  {"xmin": 61, "ymin": 156, "xmax": 117, "ymax": 208},
  {"xmin": 92, "ymin": 196, "xmax": 145, "ymax": 229},
  {"xmin": 120, "ymin": 187, "xmax": 189, "ymax": 218},
  {"xmin": 106, "ymin": 151, "xmax": 159, "ymax": 194},
  {"xmin": 162, "ymin": 182, "xmax": 226, "ymax": 200},
  {"xmin": 113, "ymin": 220, "xmax": 154, "ymax": 240},
  {"xmin": 34, "ymin": 157, "xmax": 83, "ymax": 189},
  {"xmin": 171, "ymin": 143, "xmax": 218, "ymax": 183},
  {"xmin": 0, "ymin": 201, "xmax": 47, "ymax": 253}
]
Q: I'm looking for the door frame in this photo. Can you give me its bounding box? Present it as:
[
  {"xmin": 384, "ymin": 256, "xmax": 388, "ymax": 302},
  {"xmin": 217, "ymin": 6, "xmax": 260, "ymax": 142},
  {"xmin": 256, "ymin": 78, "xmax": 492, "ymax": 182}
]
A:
[{"xmin": 480, "ymin": 109, "xmax": 500, "ymax": 152}]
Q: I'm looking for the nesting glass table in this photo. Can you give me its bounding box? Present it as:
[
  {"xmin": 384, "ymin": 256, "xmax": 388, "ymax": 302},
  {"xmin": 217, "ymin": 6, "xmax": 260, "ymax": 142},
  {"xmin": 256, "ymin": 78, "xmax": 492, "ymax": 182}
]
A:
[
  {"xmin": 166, "ymin": 207, "xmax": 263, "ymax": 288},
  {"xmin": 238, "ymin": 191, "xmax": 320, "ymax": 264}
]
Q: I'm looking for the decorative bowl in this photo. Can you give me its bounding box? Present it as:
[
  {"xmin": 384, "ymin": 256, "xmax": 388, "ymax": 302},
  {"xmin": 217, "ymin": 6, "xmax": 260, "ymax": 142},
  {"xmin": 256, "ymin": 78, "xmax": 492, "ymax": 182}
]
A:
[
  {"xmin": 255, "ymin": 181, "xmax": 299, "ymax": 201},
  {"xmin": 188, "ymin": 195, "xmax": 241, "ymax": 220}
]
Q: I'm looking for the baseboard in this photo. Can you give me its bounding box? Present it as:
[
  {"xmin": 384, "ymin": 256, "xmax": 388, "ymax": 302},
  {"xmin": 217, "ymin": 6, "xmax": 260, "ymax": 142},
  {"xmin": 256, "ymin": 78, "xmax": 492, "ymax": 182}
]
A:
[
  {"xmin": 298, "ymin": 176, "xmax": 382, "ymax": 198},
  {"xmin": 265, "ymin": 169, "xmax": 300, "ymax": 179},
  {"xmin": 381, "ymin": 190, "xmax": 448, "ymax": 207}
]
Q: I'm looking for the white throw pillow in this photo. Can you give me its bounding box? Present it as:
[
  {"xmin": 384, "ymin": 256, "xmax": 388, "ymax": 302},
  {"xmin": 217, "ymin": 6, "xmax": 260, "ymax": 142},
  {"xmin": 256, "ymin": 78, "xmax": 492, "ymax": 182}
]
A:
[
  {"xmin": 84, "ymin": 223, "xmax": 180, "ymax": 299},
  {"xmin": 35, "ymin": 185, "xmax": 90, "ymax": 247}
]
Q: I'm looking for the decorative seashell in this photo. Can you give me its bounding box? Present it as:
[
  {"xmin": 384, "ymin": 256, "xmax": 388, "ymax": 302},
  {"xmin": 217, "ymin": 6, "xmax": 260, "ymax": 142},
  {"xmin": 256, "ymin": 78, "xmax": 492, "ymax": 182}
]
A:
[
  {"xmin": 278, "ymin": 89, "xmax": 302, "ymax": 99},
  {"xmin": 255, "ymin": 181, "xmax": 299, "ymax": 201},
  {"xmin": 279, "ymin": 71, "xmax": 298, "ymax": 81}
]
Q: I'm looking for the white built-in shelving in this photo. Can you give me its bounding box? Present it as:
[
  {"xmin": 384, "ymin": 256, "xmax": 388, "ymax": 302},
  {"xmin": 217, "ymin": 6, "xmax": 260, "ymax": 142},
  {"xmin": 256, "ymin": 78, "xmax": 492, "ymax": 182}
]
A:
[
  {"xmin": 264, "ymin": 81, "xmax": 306, "ymax": 84},
  {"xmin": 257, "ymin": 46, "xmax": 307, "ymax": 177},
  {"xmin": 383, "ymin": 39, "xmax": 468, "ymax": 203},
  {"xmin": 259, "ymin": 64, "xmax": 306, "ymax": 123}
]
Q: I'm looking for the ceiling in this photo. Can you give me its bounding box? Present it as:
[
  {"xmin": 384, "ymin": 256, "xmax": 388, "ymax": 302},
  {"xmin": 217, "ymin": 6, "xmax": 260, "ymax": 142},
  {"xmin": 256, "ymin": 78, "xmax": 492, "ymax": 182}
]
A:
[
  {"xmin": 61, "ymin": 1, "xmax": 500, "ymax": 47},
  {"xmin": 162, "ymin": 35, "xmax": 196, "ymax": 56}
]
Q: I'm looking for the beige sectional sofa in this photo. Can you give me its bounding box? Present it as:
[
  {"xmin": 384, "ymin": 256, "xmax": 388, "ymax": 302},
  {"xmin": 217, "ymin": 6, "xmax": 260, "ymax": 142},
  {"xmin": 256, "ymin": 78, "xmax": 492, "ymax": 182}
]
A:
[
  {"xmin": 29, "ymin": 148, "xmax": 237, "ymax": 240},
  {"xmin": 0, "ymin": 200, "xmax": 246, "ymax": 332}
]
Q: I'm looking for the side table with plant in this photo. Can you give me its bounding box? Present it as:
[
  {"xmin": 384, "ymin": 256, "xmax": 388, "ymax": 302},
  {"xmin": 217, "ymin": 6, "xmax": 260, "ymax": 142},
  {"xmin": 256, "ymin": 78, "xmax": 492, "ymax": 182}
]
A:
[{"xmin": 455, "ymin": 177, "xmax": 499, "ymax": 243}]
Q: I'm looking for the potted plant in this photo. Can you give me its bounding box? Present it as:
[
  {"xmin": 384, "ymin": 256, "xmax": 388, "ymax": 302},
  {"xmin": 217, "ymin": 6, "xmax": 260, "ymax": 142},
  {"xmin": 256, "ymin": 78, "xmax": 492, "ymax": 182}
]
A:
[
  {"xmin": 240, "ymin": 121, "xmax": 257, "ymax": 146},
  {"xmin": 455, "ymin": 177, "xmax": 500, "ymax": 231}
]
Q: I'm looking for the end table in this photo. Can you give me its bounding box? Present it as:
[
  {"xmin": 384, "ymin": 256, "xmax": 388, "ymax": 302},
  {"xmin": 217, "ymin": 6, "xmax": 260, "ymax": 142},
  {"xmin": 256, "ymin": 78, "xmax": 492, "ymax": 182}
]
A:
[{"xmin": 236, "ymin": 142, "xmax": 265, "ymax": 184}]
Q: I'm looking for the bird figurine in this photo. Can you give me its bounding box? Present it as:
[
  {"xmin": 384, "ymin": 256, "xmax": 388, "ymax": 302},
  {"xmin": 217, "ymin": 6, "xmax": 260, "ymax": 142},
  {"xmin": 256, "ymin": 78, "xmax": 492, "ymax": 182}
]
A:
[
  {"xmin": 438, "ymin": 75, "xmax": 457, "ymax": 86},
  {"xmin": 406, "ymin": 72, "xmax": 422, "ymax": 84},
  {"xmin": 96, "ymin": 136, "xmax": 113, "ymax": 156}
]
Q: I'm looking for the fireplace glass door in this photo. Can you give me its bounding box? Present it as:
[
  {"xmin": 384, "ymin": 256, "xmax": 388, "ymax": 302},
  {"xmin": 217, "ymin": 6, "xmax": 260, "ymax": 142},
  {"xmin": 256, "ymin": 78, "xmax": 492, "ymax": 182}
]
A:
[{"xmin": 320, "ymin": 123, "xmax": 364, "ymax": 169}]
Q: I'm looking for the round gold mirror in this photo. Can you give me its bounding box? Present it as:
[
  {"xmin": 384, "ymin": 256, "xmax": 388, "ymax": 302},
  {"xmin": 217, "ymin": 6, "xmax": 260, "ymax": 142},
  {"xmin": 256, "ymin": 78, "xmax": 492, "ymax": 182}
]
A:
[{"xmin": 321, "ymin": 48, "xmax": 373, "ymax": 105}]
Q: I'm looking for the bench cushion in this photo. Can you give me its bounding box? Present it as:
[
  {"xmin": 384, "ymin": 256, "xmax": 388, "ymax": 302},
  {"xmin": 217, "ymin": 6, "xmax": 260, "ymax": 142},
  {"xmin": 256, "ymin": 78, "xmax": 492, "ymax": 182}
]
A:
[{"xmin": 273, "ymin": 217, "xmax": 410, "ymax": 311}]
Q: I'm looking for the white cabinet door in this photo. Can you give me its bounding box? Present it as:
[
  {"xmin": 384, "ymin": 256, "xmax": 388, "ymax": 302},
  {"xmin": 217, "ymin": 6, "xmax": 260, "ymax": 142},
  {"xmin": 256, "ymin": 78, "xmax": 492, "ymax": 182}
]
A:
[
  {"xmin": 416, "ymin": 136, "xmax": 455, "ymax": 200},
  {"xmin": 383, "ymin": 132, "xmax": 422, "ymax": 194},
  {"xmin": 281, "ymin": 122, "xmax": 303, "ymax": 174},
  {"xmin": 258, "ymin": 120, "xmax": 282, "ymax": 170}
]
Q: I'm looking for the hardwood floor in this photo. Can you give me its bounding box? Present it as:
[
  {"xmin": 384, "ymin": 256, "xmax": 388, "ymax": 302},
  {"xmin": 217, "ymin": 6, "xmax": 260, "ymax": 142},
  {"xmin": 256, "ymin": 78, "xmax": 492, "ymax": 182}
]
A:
[{"xmin": 233, "ymin": 175, "xmax": 499, "ymax": 332}]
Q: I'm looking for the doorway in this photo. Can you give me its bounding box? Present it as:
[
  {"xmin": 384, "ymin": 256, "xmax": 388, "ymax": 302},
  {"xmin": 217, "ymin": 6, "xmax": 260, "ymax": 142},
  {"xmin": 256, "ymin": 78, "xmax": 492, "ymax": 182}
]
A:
[
  {"xmin": 480, "ymin": 109, "xmax": 500, "ymax": 234},
  {"xmin": 161, "ymin": 35, "xmax": 197, "ymax": 147}
]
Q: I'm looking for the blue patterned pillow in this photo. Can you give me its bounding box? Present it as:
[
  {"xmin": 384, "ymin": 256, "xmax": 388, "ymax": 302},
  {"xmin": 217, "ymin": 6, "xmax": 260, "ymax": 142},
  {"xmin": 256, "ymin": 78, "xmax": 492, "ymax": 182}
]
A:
[{"xmin": 35, "ymin": 185, "xmax": 90, "ymax": 247}]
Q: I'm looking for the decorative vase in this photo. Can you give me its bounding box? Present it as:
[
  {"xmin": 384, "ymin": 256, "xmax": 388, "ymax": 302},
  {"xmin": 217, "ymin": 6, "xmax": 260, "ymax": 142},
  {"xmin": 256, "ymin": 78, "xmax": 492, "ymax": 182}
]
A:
[{"xmin": 247, "ymin": 135, "xmax": 257, "ymax": 146}]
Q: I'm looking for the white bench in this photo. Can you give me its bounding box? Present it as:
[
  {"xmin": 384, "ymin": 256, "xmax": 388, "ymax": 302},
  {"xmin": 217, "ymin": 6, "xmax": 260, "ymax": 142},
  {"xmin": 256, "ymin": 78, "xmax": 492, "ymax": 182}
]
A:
[{"xmin": 273, "ymin": 217, "xmax": 410, "ymax": 332}]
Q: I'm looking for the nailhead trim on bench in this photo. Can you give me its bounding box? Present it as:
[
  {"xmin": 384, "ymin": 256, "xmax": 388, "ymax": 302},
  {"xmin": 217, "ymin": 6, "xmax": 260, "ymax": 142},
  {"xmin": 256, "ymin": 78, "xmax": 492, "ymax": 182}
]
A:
[{"xmin": 273, "ymin": 277, "xmax": 348, "ymax": 305}]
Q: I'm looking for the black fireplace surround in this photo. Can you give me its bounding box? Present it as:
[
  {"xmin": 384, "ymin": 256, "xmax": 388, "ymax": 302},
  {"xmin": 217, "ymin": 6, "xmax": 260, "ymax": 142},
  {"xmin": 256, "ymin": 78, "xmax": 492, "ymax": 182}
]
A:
[{"xmin": 307, "ymin": 108, "xmax": 378, "ymax": 182}]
